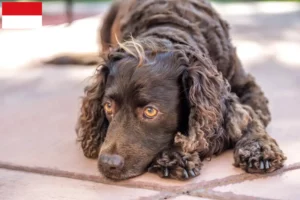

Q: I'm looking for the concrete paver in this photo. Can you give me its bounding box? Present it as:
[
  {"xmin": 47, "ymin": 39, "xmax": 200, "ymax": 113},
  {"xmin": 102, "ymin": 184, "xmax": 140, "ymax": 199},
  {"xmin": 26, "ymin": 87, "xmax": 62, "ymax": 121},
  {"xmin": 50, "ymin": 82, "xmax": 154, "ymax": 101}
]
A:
[
  {"xmin": 214, "ymin": 169, "xmax": 300, "ymax": 200},
  {"xmin": 0, "ymin": 2, "xmax": 300, "ymax": 200},
  {"xmin": 0, "ymin": 169, "xmax": 158, "ymax": 200}
]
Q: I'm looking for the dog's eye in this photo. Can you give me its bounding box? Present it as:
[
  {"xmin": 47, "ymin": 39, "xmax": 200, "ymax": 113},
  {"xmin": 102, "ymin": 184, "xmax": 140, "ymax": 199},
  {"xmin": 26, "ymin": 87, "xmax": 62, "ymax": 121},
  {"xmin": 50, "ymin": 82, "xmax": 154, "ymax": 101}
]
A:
[
  {"xmin": 104, "ymin": 102, "xmax": 113, "ymax": 114},
  {"xmin": 143, "ymin": 106, "xmax": 158, "ymax": 119}
]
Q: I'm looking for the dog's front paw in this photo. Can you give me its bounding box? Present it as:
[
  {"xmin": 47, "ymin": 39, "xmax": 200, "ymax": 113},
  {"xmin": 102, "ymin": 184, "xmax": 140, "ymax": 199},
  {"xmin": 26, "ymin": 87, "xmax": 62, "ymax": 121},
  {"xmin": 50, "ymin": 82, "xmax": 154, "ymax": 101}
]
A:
[
  {"xmin": 234, "ymin": 138, "xmax": 286, "ymax": 173},
  {"xmin": 148, "ymin": 149, "xmax": 202, "ymax": 180}
]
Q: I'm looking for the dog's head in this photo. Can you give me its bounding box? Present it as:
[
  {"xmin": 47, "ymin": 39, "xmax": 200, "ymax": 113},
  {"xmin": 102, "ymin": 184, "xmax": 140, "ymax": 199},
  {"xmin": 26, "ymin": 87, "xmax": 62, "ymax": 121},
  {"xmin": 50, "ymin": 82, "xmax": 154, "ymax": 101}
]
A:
[{"xmin": 76, "ymin": 38, "xmax": 225, "ymax": 180}]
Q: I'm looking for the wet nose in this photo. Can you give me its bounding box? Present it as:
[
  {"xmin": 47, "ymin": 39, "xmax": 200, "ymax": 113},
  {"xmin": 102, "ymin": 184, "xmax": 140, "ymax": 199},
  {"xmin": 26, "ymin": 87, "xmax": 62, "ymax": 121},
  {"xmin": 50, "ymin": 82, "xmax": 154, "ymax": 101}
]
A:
[{"xmin": 99, "ymin": 154, "xmax": 124, "ymax": 171}]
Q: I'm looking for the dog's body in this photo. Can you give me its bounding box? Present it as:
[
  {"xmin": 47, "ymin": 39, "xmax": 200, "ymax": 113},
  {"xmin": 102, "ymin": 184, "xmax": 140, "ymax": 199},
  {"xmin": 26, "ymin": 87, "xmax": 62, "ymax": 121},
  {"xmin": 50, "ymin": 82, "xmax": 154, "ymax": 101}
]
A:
[{"xmin": 56, "ymin": 0, "xmax": 286, "ymax": 180}]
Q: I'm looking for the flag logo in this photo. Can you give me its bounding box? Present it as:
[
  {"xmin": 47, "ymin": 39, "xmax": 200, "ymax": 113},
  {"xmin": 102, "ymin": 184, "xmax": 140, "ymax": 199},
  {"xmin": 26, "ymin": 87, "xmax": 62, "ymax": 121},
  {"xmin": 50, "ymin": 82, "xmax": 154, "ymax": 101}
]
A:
[{"xmin": 1, "ymin": 2, "xmax": 43, "ymax": 29}]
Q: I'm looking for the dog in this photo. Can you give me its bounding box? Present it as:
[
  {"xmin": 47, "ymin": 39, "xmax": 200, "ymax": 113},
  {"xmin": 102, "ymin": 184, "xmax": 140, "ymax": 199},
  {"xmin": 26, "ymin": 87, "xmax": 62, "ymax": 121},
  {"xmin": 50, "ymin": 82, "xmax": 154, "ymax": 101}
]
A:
[{"xmin": 48, "ymin": 0, "xmax": 286, "ymax": 180}]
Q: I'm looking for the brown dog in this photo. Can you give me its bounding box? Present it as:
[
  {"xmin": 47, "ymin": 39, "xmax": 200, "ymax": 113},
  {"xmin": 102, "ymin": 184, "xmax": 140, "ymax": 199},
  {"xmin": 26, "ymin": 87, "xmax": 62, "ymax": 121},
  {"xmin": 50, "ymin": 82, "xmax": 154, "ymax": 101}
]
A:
[{"xmin": 49, "ymin": 0, "xmax": 286, "ymax": 180}]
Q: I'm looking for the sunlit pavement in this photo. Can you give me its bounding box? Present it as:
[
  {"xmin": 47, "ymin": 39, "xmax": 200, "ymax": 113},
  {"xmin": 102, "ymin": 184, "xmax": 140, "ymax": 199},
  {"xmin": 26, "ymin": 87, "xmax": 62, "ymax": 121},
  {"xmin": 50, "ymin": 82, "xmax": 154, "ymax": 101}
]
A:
[{"xmin": 0, "ymin": 2, "xmax": 300, "ymax": 200}]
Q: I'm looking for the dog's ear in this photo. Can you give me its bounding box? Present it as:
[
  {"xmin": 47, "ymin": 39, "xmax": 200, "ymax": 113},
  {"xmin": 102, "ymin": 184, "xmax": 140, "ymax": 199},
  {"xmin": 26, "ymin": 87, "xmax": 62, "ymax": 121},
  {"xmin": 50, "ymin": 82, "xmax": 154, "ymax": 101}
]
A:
[
  {"xmin": 176, "ymin": 55, "xmax": 226, "ymax": 156},
  {"xmin": 76, "ymin": 65, "xmax": 109, "ymax": 158}
]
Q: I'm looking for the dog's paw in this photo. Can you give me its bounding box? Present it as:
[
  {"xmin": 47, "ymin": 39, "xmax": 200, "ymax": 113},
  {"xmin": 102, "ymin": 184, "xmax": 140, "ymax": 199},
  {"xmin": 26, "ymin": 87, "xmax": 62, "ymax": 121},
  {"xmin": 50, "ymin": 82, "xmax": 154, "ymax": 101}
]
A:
[
  {"xmin": 234, "ymin": 139, "xmax": 286, "ymax": 173},
  {"xmin": 148, "ymin": 150, "xmax": 202, "ymax": 180}
]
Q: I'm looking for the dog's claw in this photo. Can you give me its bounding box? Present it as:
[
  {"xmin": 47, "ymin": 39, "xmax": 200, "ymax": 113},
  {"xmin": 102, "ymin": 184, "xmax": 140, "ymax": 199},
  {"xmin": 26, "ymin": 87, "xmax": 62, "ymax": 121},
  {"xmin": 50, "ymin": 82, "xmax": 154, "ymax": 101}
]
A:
[
  {"xmin": 183, "ymin": 169, "xmax": 189, "ymax": 179},
  {"xmin": 163, "ymin": 168, "xmax": 169, "ymax": 177},
  {"xmin": 265, "ymin": 160, "xmax": 270, "ymax": 169},
  {"xmin": 193, "ymin": 167, "xmax": 200, "ymax": 175},
  {"xmin": 260, "ymin": 160, "xmax": 264, "ymax": 169},
  {"xmin": 248, "ymin": 161, "xmax": 253, "ymax": 168},
  {"xmin": 189, "ymin": 169, "xmax": 196, "ymax": 177},
  {"xmin": 182, "ymin": 158, "xmax": 188, "ymax": 166}
]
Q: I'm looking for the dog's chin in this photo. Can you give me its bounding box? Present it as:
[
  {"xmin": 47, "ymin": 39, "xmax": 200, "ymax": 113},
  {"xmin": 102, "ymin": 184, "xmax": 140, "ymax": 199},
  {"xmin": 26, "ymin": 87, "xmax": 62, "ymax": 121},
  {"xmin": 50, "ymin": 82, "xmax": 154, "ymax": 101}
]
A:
[{"xmin": 99, "ymin": 168, "xmax": 145, "ymax": 181}]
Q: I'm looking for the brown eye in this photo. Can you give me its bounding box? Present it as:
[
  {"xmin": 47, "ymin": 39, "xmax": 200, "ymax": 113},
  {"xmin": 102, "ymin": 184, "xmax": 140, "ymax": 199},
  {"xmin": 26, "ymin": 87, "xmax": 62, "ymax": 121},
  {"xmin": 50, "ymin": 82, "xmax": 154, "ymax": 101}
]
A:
[
  {"xmin": 143, "ymin": 106, "xmax": 158, "ymax": 119},
  {"xmin": 104, "ymin": 102, "xmax": 113, "ymax": 114}
]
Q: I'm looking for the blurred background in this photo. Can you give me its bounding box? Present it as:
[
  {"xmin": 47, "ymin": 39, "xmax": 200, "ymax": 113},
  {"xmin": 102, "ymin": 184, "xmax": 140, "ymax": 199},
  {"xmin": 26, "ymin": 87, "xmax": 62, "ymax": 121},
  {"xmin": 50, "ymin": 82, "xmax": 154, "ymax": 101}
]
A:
[{"xmin": 0, "ymin": 0, "xmax": 299, "ymax": 69}]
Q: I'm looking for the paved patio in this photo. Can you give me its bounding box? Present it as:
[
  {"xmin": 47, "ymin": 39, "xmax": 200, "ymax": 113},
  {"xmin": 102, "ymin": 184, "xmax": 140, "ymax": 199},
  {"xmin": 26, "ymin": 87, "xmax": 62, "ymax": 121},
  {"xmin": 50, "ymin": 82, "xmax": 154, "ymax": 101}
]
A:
[{"xmin": 0, "ymin": 2, "xmax": 300, "ymax": 200}]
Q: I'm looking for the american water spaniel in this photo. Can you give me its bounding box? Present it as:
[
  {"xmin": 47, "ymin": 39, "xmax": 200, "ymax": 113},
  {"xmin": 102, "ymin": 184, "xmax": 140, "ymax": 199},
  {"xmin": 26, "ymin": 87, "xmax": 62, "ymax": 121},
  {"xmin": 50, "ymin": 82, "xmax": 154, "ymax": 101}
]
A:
[{"xmin": 51, "ymin": 0, "xmax": 286, "ymax": 180}]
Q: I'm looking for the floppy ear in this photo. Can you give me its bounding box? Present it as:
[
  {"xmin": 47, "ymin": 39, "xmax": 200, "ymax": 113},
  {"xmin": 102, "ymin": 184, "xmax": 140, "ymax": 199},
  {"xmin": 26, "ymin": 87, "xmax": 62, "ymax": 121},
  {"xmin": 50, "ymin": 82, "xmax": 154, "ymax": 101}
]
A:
[
  {"xmin": 76, "ymin": 65, "xmax": 109, "ymax": 158},
  {"xmin": 175, "ymin": 55, "xmax": 227, "ymax": 157}
]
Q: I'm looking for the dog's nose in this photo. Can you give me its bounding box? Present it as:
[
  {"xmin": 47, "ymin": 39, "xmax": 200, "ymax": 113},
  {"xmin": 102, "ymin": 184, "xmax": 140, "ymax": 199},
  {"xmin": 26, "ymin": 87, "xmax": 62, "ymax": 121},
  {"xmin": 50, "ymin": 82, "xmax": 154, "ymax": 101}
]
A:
[{"xmin": 99, "ymin": 154, "xmax": 124, "ymax": 171}]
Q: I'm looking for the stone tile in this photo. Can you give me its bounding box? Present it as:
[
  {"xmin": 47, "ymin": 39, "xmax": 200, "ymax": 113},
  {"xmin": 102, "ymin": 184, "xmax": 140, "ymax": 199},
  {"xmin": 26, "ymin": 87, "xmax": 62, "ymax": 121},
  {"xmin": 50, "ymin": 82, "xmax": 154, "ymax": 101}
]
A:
[
  {"xmin": 268, "ymin": 121, "xmax": 300, "ymax": 166},
  {"xmin": 214, "ymin": 169, "xmax": 300, "ymax": 200},
  {"xmin": 0, "ymin": 67, "xmax": 98, "ymax": 175},
  {"xmin": 0, "ymin": 169, "xmax": 158, "ymax": 200}
]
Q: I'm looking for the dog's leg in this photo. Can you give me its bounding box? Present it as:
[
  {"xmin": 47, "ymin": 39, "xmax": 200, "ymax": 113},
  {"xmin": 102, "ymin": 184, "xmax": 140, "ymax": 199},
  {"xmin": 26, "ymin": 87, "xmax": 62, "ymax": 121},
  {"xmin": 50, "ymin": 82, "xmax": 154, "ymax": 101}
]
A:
[
  {"xmin": 148, "ymin": 144, "xmax": 203, "ymax": 180},
  {"xmin": 44, "ymin": 0, "xmax": 122, "ymax": 66},
  {"xmin": 66, "ymin": 0, "xmax": 73, "ymax": 25},
  {"xmin": 225, "ymin": 95, "xmax": 286, "ymax": 173},
  {"xmin": 229, "ymin": 51, "xmax": 271, "ymax": 127}
]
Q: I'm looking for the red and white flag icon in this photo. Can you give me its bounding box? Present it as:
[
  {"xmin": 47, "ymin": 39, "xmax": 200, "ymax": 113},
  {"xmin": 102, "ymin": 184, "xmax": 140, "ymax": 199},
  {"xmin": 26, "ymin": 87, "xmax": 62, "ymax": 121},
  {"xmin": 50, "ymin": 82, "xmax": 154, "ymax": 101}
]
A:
[{"xmin": 1, "ymin": 2, "xmax": 43, "ymax": 29}]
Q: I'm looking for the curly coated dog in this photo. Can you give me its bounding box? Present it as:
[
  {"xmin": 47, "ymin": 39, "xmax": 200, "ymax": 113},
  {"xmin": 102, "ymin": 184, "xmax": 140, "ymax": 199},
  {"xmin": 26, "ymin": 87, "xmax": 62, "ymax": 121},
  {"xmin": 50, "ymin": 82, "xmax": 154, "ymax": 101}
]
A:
[{"xmin": 53, "ymin": 0, "xmax": 287, "ymax": 180}]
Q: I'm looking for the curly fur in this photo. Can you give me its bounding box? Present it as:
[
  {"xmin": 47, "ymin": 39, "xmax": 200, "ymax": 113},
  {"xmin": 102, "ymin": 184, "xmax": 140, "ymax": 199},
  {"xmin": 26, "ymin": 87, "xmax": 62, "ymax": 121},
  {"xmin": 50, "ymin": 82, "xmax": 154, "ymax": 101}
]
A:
[
  {"xmin": 75, "ymin": 0, "xmax": 285, "ymax": 180},
  {"xmin": 76, "ymin": 66, "xmax": 109, "ymax": 158}
]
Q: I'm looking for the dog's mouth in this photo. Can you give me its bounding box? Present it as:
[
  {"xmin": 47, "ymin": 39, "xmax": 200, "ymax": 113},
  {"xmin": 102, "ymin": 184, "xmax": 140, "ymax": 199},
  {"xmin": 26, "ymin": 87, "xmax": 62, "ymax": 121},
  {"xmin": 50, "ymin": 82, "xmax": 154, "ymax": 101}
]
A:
[
  {"xmin": 97, "ymin": 158, "xmax": 147, "ymax": 181},
  {"xmin": 98, "ymin": 166, "xmax": 145, "ymax": 181}
]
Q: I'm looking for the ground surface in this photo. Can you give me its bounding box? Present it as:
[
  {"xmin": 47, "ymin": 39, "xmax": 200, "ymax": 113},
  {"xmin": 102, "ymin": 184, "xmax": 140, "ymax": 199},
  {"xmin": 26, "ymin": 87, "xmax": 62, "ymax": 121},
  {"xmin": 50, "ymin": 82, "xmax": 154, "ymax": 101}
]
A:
[{"xmin": 0, "ymin": 2, "xmax": 300, "ymax": 200}]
